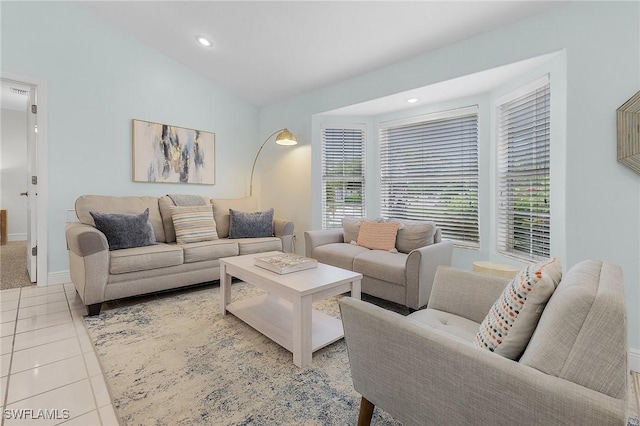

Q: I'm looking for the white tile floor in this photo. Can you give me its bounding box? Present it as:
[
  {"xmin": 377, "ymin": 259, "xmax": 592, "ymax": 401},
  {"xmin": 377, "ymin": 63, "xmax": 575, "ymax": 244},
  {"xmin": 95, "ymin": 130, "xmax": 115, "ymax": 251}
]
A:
[{"xmin": 0, "ymin": 283, "xmax": 118, "ymax": 425}]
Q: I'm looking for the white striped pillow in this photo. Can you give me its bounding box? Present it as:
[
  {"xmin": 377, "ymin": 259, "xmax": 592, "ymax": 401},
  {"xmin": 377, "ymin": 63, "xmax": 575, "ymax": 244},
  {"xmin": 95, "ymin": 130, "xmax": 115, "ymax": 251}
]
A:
[{"xmin": 170, "ymin": 205, "xmax": 218, "ymax": 244}]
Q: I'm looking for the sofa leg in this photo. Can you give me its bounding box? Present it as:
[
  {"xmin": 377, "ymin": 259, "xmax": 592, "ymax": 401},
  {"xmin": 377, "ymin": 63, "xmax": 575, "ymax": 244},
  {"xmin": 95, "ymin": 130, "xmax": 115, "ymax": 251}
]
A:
[
  {"xmin": 86, "ymin": 303, "xmax": 102, "ymax": 316},
  {"xmin": 357, "ymin": 396, "xmax": 374, "ymax": 426}
]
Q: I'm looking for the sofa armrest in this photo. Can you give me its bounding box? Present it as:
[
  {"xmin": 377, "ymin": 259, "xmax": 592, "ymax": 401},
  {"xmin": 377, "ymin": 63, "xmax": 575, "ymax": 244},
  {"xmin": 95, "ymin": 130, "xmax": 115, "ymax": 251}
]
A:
[
  {"xmin": 65, "ymin": 223, "xmax": 110, "ymax": 306},
  {"xmin": 404, "ymin": 240, "xmax": 453, "ymax": 310},
  {"xmin": 427, "ymin": 266, "xmax": 509, "ymax": 324},
  {"xmin": 274, "ymin": 218, "xmax": 294, "ymax": 253},
  {"xmin": 339, "ymin": 298, "xmax": 627, "ymax": 426},
  {"xmin": 304, "ymin": 229, "xmax": 344, "ymax": 257},
  {"xmin": 66, "ymin": 223, "xmax": 109, "ymax": 256}
]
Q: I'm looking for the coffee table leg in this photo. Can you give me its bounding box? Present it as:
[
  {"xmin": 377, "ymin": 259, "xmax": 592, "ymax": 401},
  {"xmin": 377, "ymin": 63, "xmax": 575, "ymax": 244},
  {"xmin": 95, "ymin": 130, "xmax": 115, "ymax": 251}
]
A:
[
  {"xmin": 220, "ymin": 264, "xmax": 231, "ymax": 315},
  {"xmin": 351, "ymin": 279, "xmax": 362, "ymax": 300},
  {"xmin": 293, "ymin": 294, "xmax": 313, "ymax": 367}
]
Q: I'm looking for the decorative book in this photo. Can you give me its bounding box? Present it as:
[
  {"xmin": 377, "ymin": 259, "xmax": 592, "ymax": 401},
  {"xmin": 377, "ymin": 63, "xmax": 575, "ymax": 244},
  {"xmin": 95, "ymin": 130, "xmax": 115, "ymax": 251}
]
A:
[{"xmin": 254, "ymin": 253, "xmax": 318, "ymax": 274}]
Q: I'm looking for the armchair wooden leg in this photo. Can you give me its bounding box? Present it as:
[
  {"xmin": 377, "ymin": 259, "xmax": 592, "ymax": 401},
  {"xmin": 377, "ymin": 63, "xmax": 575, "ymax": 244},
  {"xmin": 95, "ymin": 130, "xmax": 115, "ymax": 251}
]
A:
[{"xmin": 357, "ymin": 396, "xmax": 375, "ymax": 426}]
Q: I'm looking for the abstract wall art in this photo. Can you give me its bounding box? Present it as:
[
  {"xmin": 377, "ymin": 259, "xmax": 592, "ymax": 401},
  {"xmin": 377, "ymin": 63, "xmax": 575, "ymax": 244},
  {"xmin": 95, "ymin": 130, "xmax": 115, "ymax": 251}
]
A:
[{"xmin": 132, "ymin": 119, "xmax": 215, "ymax": 184}]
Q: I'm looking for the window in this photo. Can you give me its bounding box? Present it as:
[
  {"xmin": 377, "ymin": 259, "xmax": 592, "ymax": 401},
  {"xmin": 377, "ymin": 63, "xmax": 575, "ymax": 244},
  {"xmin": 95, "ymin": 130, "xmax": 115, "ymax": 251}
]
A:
[
  {"xmin": 379, "ymin": 107, "xmax": 479, "ymax": 247},
  {"xmin": 321, "ymin": 125, "xmax": 365, "ymax": 229},
  {"xmin": 497, "ymin": 76, "xmax": 550, "ymax": 260}
]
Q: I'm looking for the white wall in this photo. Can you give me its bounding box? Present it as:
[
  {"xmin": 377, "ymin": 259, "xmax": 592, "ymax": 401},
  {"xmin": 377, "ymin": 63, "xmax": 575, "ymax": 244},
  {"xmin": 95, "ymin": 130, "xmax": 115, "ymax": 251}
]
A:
[
  {"xmin": 259, "ymin": 2, "xmax": 640, "ymax": 351},
  {"xmin": 0, "ymin": 109, "xmax": 28, "ymax": 240},
  {"xmin": 1, "ymin": 2, "xmax": 260, "ymax": 273}
]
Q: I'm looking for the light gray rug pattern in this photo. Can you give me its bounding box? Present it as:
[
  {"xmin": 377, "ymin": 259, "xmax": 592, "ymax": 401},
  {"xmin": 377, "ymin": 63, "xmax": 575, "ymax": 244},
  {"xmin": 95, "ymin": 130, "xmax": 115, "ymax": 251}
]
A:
[{"xmin": 84, "ymin": 283, "xmax": 400, "ymax": 425}]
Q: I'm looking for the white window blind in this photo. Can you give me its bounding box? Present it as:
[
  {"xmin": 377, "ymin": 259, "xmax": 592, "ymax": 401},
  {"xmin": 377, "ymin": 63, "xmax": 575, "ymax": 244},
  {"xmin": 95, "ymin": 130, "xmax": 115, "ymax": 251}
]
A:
[
  {"xmin": 379, "ymin": 107, "xmax": 479, "ymax": 247},
  {"xmin": 497, "ymin": 76, "xmax": 551, "ymax": 260},
  {"xmin": 321, "ymin": 125, "xmax": 365, "ymax": 229}
]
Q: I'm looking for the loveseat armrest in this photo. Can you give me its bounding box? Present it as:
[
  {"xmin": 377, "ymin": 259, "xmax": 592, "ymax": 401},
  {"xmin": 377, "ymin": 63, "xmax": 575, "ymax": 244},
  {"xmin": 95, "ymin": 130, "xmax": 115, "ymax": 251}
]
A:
[
  {"xmin": 304, "ymin": 229, "xmax": 344, "ymax": 257},
  {"xmin": 339, "ymin": 298, "xmax": 627, "ymax": 426},
  {"xmin": 427, "ymin": 266, "xmax": 509, "ymax": 324},
  {"xmin": 65, "ymin": 223, "xmax": 110, "ymax": 308},
  {"xmin": 274, "ymin": 218, "xmax": 294, "ymax": 253},
  {"xmin": 404, "ymin": 240, "xmax": 453, "ymax": 310}
]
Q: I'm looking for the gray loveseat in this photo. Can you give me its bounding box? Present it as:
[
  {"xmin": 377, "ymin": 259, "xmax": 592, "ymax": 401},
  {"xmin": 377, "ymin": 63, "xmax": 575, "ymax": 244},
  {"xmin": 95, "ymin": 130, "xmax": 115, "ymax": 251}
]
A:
[
  {"xmin": 305, "ymin": 218, "xmax": 453, "ymax": 310},
  {"xmin": 66, "ymin": 195, "xmax": 293, "ymax": 315},
  {"xmin": 340, "ymin": 260, "xmax": 629, "ymax": 425}
]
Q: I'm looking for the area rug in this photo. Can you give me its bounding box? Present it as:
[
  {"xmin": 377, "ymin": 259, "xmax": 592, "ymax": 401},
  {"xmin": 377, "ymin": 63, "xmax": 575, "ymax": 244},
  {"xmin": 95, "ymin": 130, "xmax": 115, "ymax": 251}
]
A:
[
  {"xmin": 84, "ymin": 283, "xmax": 640, "ymax": 426},
  {"xmin": 84, "ymin": 283, "xmax": 400, "ymax": 425}
]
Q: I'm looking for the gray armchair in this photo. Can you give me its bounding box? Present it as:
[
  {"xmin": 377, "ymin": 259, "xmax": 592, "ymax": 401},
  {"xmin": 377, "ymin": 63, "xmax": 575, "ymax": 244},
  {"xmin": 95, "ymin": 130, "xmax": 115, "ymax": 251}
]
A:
[{"xmin": 339, "ymin": 260, "xmax": 629, "ymax": 425}]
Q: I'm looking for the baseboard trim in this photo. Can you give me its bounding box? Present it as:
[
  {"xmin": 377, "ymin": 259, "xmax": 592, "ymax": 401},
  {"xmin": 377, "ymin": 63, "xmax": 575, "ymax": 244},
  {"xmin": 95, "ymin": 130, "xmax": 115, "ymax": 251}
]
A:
[
  {"xmin": 8, "ymin": 233, "xmax": 27, "ymax": 242},
  {"xmin": 47, "ymin": 270, "xmax": 70, "ymax": 286},
  {"xmin": 630, "ymin": 348, "xmax": 640, "ymax": 373}
]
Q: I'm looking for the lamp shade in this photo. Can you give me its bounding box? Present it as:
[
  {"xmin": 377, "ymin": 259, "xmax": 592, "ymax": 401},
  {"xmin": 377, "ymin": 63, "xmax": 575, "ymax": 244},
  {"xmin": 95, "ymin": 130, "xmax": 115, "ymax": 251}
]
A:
[{"xmin": 275, "ymin": 129, "xmax": 298, "ymax": 146}]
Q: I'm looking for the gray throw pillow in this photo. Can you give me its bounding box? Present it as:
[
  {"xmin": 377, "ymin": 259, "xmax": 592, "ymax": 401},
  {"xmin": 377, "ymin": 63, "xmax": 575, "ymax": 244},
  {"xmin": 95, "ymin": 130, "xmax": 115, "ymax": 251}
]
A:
[
  {"xmin": 228, "ymin": 208, "xmax": 274, "ymax": 238},
  {"xmin": 90, "ymin": 208, "xmax": 157, "ymax": 250}
]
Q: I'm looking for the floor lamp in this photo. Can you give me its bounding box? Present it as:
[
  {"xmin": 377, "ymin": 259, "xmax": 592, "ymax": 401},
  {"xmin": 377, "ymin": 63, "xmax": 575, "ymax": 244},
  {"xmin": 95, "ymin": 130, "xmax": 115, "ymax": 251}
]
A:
[{"xmin": 249, "ymin": 128, "xmax": 297, "ymax": 196}]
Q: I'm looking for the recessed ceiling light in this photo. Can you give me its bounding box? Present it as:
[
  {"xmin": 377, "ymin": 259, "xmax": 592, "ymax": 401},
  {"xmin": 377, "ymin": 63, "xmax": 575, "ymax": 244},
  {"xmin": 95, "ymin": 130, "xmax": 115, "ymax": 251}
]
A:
[
  {"xmin": 196, "ymin": 35, "xmax": 213, "ymax": 47},
  {"xmin": 407, "ymin": 98, "xmax": 419, "ymax": 104}
]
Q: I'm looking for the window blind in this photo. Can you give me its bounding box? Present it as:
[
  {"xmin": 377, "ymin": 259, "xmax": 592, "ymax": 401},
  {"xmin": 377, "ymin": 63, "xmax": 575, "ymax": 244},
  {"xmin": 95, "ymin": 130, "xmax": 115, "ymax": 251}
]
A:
[
  {"xmin": 497, "ymin": 76, "xmax": 550, "ymax": 260},
  {"xmin": 379, "ymin": 107, "xmax": 479, "ymax": 247},
  {"xmin": 321, "ymin": 126, "xmax": 365, "ymax": 229}
]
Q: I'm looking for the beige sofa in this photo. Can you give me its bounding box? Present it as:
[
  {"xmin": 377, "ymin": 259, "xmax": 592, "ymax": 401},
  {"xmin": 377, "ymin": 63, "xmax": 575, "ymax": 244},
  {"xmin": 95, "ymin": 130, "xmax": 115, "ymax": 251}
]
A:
[
  {"xmin": 305, "ymin": 218, "xmax": 453, "ymax": 310},
  {"xmin": 66, "ymin": 195, "xmax": 293, "ymax": 315},
  {"xmin": 340, "ymin": 260, "xmax": 628, "ymax": 425}
]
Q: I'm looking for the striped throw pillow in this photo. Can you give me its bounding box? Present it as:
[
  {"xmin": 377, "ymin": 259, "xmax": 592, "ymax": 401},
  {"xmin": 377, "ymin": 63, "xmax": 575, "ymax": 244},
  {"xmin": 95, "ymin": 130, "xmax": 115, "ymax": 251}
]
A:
[
  {"xmin": 170, "ymin": 205, "xmax": 218, "ymax": 245},
  {"xmin": 475, "ymin": 257, "xmax": 562, "ymax": 359}
]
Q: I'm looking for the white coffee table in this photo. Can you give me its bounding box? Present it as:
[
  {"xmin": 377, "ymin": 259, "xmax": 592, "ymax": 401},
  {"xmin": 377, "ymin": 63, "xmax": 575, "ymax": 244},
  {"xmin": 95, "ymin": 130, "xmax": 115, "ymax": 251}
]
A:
[{"xmin": 219, "ymin": 251, "xmax": 362, "ymax": 368}]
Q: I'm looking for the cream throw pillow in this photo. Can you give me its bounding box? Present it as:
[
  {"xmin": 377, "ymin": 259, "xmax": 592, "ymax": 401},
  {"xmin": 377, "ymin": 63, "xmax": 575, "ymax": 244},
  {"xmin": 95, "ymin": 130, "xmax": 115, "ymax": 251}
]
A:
[
  {"xmin": 171, "ymin": 205, "xmax": 218, "ymax": 245},
  {"xmin": 356, "ymin": 221, "xmax": 400, "ymax": 252},
  {"xmin": 475, "ymin": 257, "xmax": 562, "ymax": 360}
]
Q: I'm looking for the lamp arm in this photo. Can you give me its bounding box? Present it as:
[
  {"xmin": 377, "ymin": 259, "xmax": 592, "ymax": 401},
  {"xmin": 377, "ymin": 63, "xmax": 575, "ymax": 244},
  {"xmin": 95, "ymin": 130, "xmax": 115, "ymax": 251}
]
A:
[{"xmin": 249, "ymin": 128, "xmax": 285, "ymax": 196}]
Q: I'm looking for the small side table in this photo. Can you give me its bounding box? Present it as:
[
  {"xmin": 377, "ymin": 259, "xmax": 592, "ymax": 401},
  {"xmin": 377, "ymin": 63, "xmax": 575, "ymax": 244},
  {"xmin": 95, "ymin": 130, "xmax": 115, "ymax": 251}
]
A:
[{"xmin": 472, "ymin": 261, "xmax": 519, "ymax": 279}]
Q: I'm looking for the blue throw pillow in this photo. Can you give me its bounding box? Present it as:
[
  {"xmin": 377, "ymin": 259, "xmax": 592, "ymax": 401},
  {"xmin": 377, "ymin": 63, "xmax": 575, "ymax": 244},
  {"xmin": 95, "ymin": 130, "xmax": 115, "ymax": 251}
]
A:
[
  {"xmin": 90, "ymin": 208, "xmax": 157, "ymax": 250},
  {"xmin": 228, "ymin": 208, "xmax": 274, "ymax": 238}
]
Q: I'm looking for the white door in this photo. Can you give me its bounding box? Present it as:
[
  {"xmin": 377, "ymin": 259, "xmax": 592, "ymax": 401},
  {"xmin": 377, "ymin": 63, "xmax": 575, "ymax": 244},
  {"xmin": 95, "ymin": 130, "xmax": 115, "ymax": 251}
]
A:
[{"xmin": 25, "ymin": 87, "xmax": 37, "ymax": 282}]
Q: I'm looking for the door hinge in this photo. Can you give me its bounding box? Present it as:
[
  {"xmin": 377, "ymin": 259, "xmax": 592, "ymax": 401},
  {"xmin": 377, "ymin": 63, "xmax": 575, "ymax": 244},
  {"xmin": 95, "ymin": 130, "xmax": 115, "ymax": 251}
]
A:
[
  {"xmin": 31, "ymin": 104, "xmax": 37, "ymax": 114},
  {"xmin": 31, "ymin": 176, "xmax": 37, "ymax": 185},
  {"xmin": 31, "ymin": 246, "xmax": 37, "ymax": 256}
]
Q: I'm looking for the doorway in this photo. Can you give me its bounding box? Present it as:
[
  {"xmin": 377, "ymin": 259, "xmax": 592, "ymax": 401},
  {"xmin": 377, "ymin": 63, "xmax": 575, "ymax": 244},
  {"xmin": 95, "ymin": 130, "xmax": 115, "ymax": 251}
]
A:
[{"xmin": 1, "ymin": 73, "xmax": 48, "ymax": 287}]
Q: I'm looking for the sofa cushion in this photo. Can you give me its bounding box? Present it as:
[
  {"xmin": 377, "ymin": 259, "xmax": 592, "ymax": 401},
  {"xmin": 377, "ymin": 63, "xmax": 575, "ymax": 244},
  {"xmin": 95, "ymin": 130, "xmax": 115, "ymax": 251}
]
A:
[
  {"xmin": 356, "ymin": 221, "xmax": 400, "ymax": 252},
  {"xmin": 90, "ymin": 209, "xmax": 156, "ymax": 251},
  {"xmin": 353, "ymin": 250, "xmax": 408, "ymax": 286},
  {"xmin": 395, "ymin": 220, "xmax": 437, "ymax": 253},
  {"xmin": 408, "ymin": 309, "xmax": 480, "ymax": 344},
  {"xmin": 229, "ymin": 209, "xmax": 274, "ymax": 238},
  {"xmin": 312, "ymin": 242, "xmax": 369, "ymax": 271},
  {"xmin": 159, "ymin": 195, "xmax": 210, "ymax": 243},
  {"xmin": 76, "ymin": 195, "xmax": 166, "ymax": 242},
  {"xmin": 235, "ymin": 237, "xmax": 282, "ymax": 255},
  {"xmin": 342, "ymin": 217, "xmax": 362, "ymax": 243},
  {"xmin": 475, "ymin": 257, "xmax": 562, "ymax": 360},
  {"xmin": 211, "ymin": 197, "xmax": 258, "ymax": 238},
  {"xmin": 171, "ymin": 205, "xmax": 219, "ymax": 244},
  {"xmin": 109, "ymin": 243, "xmax": 184, "ymax": 274},
  {"xmin": 180, "ymin": 239, "xmax": 239, "ymax": 263}
]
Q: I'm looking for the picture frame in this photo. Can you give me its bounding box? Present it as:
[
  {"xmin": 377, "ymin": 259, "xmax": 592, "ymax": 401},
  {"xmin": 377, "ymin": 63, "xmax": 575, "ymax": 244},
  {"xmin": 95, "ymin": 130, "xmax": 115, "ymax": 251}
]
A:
[{"xmin": 132, "ymin": 119, "xmax": 215, "ymax": 185}]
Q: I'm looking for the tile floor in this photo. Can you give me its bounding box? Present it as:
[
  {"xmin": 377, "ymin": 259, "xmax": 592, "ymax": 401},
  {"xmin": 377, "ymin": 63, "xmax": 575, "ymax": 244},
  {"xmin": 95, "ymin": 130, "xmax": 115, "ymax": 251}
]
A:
[{"xmin": 0, "ymin": 283, "xmax": 118, "ymax": 425}]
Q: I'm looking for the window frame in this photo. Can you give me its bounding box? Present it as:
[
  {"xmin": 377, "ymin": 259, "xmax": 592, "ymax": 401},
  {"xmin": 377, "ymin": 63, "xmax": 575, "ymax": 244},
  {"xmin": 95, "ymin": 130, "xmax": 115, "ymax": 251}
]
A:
[
  {"xmin": 378, "ymin": 106, "xmax": 480, "ymax": 248},
  {"xmin": 496, "ymin": 75, "xmax": 551, "ymax": 261},
  {"xmin": 320, "ymin": 124, "xmax": 366, "ymax": 229}
]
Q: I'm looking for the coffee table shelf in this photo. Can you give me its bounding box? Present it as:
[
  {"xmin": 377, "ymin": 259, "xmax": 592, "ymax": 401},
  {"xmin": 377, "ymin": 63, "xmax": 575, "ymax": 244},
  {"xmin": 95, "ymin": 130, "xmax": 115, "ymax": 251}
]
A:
[{"xmin": 227, "ymin": 294, "xmax": 345, "ymax": 354}]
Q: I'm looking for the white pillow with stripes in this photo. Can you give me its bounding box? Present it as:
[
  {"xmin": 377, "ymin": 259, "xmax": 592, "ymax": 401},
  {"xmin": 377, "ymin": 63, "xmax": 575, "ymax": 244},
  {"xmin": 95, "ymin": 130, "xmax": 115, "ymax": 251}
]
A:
[{"xmin": 170, "ymin": 205, "xmax": 218, "ymax": 244}]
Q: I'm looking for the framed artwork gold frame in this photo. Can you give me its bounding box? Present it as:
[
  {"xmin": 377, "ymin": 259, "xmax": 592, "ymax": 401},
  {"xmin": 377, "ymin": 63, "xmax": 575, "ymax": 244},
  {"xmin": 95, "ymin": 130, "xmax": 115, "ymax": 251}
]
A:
[{"xmin": 132, "ymin": 119, "xmax": 215, "ymax": 184}]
